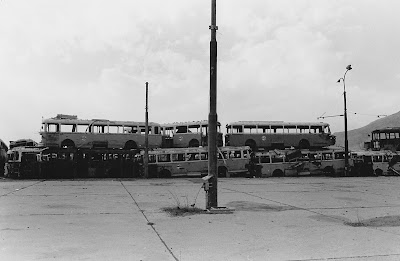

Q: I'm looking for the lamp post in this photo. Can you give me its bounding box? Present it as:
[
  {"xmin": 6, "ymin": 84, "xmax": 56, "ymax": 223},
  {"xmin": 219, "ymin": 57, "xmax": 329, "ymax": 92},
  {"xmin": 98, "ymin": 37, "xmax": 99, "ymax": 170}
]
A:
[
  {"xmin": 337, "ymin": 64, "xmax": 352, "ymax": 176},
  {"xmin": 207, "ymin": 0, "xmax": 218, "ymax": 209}
]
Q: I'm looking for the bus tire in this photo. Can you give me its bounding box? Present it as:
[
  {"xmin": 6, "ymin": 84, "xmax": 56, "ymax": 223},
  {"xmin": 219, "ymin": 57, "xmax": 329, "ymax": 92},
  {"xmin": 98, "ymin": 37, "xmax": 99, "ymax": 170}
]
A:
[
  {"xmin": 188, "ymin": 139, "xmax": 200, "ymax": 147},
  {"xmin": 245, "ymin": 139, "xmax": 257, "ymax": 151},
  {"xmin": 61, "ymin": 139, "xmax": 75, "ymax": 149},
  {"xmin": 375, "ymin": 168, "xmax": 383, "ymax": 176},
  {"xmin": 124, "ymin": 140, "xmax": 138, "ymax": 150},
  {"xmin": 323, "ymin": 166, "xmax": 335, "ymax": 176},
  {"xmin": 272, "ymin": 169, "xmax": 284, "ymax": 177},
  {"xmin": 159, "ymin": 169, "xmax": 171, "ymax": 178},
  {"xmin": 218, "ymin": 167, "xmax": 228, "ymax": 177},
  {"xmin": 298, "ymin": 139, "xmax": 310, "ymax": 150}
]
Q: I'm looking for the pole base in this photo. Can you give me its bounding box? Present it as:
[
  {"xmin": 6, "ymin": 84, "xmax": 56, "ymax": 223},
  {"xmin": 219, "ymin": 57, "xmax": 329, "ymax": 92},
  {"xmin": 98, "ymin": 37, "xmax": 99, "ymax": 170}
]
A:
[{"xmin": 206, "ymin": 207, "xmax": 235, "ymax": 214}]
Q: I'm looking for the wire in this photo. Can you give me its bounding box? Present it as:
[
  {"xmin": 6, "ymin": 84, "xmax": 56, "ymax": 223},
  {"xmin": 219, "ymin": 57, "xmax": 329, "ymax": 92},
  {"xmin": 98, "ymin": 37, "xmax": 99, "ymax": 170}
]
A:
[{"xmin": 317, "ymin": 112, "xmax": 387, "ymax": 120}]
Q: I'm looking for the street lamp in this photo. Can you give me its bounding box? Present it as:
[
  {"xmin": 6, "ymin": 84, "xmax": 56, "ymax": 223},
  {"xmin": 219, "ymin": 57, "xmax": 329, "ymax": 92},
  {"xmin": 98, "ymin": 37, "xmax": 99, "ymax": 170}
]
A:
[{"xmin": 337, "ymin": 64, "xmax": 352, "ymax": 176}]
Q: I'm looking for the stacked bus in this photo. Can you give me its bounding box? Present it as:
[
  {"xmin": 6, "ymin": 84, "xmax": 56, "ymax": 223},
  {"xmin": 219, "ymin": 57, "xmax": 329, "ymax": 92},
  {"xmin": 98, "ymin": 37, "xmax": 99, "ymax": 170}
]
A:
[
  {"xmin": 160, "ymin": 120, "xmax": 223, "ymax": 148},
  {"xmin": 40, "ymin": 114, "xmax": 163, "ymax": 150},
  {"xmin": 369, "ymin": 127, "xmax": 400, "ymax": 152},
  {"xmin": 141, "ymin": 146, "xmax": 251, "ymax": 178},
  {"xmin": 225, "ymin": 121, "xmax": 335, "ymax": 151},
  {"xmin": 253, "ymin": 149, "xmax": 345, "ymax": 177}
]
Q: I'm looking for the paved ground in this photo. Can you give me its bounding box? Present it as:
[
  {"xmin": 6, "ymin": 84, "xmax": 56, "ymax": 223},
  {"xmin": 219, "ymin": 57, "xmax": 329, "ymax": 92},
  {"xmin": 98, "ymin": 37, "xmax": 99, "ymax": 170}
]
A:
[{"xmin": 1, "ymin": 176, "xmax": 400, "ymax": 261}]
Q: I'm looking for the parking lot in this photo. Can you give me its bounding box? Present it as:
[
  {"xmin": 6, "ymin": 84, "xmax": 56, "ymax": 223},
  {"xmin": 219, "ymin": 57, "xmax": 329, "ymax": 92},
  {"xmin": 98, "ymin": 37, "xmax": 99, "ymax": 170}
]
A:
[{"xmin": 1, "ymin": 176, "xmax": 400, "ymax": 260}]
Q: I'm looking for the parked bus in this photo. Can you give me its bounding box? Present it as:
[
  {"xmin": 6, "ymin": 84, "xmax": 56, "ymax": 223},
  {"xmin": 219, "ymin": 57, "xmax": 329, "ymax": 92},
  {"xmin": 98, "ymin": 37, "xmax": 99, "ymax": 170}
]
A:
[
  {"xmin": 225, "ymin": 121, "xmax": 335, "ymax": 151},
  {"xmin": 160, "ymin": 120, "xmax": 223, "ymax": 148},
  {"xmin": 9, "ymin": 139, "xmax": 38, "ymax": 149},
  {"xmin": 39, "ymin": 148, "xmax": 141, "ymax": 179},
  {"xmin": 141, "ymin": 146, "xmax": 251, "ymax": 178},
  {"xmin": 370, "ymin": 127, "xmax": 400, "ymax": 151},
  {"xmin": 5, "ymin": 146, "xmax": 45, "ymax": 178},
  {"xmin": 253, "ymin": 149, "xmax": 345, "ymax": 177},
  {"xmin": 350, "ymin": 150, "xmax": 400, "ymax": 176},
  {"xmin": 0, "ymin": 139, "xmax": 7, "ymax": 176},
  {"xmin": 40, "ymin": 114, "xmax": 163, "ymax": 150}
]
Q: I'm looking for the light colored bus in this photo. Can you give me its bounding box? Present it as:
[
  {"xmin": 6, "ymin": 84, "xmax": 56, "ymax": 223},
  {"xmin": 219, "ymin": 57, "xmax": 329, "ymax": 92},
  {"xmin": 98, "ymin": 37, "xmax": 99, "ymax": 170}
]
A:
[
  {"xmin": 253, "ymin": 149, "xmax": 345, "ymax": 177},
  {"xmin": 142, "ymin": 146, "xmax": 251, "ymax": 178},
  {"xmin": 225, "ymin": 121, "xmax": 336, "ymax": 151},
  {"xmin": 40, "ymin": 114, "xmax": 163, "ymax": 150},
  {"xmin": 160, "ymin": 120, "xmax": 223, "ymax": 148}
]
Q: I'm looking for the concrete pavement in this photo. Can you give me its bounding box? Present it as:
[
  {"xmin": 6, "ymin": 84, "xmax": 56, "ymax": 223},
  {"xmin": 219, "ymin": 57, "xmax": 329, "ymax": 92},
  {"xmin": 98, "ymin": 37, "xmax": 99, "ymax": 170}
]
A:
[{"xmin": 1, "ymin": 177, "xmax": 400, "ymax": 260}]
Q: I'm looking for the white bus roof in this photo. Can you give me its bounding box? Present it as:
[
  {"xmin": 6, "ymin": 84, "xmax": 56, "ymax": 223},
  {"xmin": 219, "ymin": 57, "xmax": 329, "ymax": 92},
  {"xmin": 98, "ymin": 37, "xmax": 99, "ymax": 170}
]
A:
[
  {"xmin": 160, "ymin": 120, "xmax": 221, "ymax": 127},
  {"xmin": 42, "ymin": 115, "xmax": 160, "ymax": 126},
  {"xmin": 226, "ymin": 121, "xmax": 330, "ymax": 127}
]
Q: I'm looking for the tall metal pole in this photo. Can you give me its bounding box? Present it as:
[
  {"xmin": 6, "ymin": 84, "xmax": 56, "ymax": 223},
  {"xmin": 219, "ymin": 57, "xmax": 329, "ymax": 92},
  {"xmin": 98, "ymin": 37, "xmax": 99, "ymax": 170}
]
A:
[
  {"xmin": 207, "ymin": 0, "xmax": 218, "ymax": 208},
  {"xmin": 338, "ymin": 65, "xmax": 352, "ymax": 176},
  {"xmin": 144, "ymin": 82, "xmax": 149, "ymax": 179}
]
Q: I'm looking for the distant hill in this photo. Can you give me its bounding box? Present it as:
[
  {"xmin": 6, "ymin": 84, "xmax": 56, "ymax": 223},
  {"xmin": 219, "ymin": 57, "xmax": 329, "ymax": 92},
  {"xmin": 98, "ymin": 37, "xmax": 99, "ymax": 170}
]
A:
[{"xmin": 334, "ymin": 111, "xmax": 400, "ymax": 150}]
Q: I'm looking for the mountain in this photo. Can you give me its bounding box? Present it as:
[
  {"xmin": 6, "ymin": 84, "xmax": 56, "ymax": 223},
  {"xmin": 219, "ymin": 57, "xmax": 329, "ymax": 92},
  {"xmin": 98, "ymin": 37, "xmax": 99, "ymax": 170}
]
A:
[{"xmin": 334, "ymin": 111, "xmax": 400, "ymax": 150}]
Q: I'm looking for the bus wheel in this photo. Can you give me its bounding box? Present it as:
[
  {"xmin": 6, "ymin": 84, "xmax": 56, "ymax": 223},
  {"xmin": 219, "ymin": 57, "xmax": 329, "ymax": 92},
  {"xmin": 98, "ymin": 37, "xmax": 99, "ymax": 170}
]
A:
[
  {"xmin": 245, "ymin": 139, "xmax": 257, "ymax": 151},
  {"xmin": 188, "ymin": 139, "xmax": 200, "ymax": 147},
  {"xmin": 375, "ymin": 169, "xmax": 383, "ymax": 176},
  {"xmin": 159, "ymin": 169, "xmax": 171, "ymax": 178},
  {"xmin": 218, "ymin": 167, "xmax": 228, "ymax": 177},
  {"xmin": 298, "ymin": 139, "xmax": 310, "ymax": 150},
  {"xmin": 323, "ymin": 166, "xmax": 335, "ymax": 176},
  {"xmin": 61, "ymin": 139, "xmax": 75, "ymax": 149},
  {"xmin": 124, "ymin": 140, "xmax": 138, "ymax": 150},
  {"xmin": 272, "ymin": 169, "xmax": 284, "ymax": 177}
]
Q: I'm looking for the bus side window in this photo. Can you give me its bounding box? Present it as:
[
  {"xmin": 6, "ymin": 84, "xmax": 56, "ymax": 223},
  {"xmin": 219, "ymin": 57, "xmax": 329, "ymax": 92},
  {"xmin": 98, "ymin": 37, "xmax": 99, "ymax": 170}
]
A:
[
  {"xmin": 271, "ymin": 156, "xmax": 284, "ymax": 163},
  {"xmin": 172, "ymin": 153, "xmax": 185, "ymax": 162},
  {"xmin": 149, "ymin": 155, "xmax": 156, "ymax": 163},
  {"xmin": 260, "ymin": 156, "xmax": 270, "ymax": 163},
  {"xmin": 201, "ymin": 153, "xmax": 208, "ymax": 160},
  {"xmin": 187, "ymin": 153, "xmax": 198, "ymax": 161},
  {"xmin": 158, "ymin": 154, "xmax": 171, "ymax": 162}
]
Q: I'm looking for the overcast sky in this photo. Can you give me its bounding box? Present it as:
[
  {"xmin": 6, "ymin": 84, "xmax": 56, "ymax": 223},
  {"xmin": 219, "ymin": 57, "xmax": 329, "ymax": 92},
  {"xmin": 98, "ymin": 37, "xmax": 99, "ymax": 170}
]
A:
[{"xmin": 1, "ymin": 0, "xmax": 400, "ymax": 145}]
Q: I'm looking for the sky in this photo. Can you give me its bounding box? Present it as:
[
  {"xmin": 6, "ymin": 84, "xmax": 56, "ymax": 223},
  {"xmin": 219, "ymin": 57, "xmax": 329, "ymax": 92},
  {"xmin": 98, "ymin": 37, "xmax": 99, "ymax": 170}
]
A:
[{"xmin": 1, "ymin": 0, "xmax": 400, "ymax": 146}]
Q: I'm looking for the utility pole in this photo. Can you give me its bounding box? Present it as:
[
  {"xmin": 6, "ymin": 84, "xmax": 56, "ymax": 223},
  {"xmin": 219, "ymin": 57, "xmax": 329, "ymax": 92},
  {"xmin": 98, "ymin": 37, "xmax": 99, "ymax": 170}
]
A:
[
  {"xmin": 207, "ymin": 0, "xmax": 218, "ymax": 209},
  {"xmin": 144, "ymin": 82, "xmax": 149, "ymax": 179}
]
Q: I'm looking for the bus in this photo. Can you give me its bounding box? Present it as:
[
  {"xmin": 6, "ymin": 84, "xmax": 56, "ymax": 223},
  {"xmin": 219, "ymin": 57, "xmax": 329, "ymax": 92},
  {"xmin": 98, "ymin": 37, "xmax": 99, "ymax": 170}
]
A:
[
  {"xmin": 40, "ymin": 114, "xmax": 163, "ymax": 150},
  {"xmin": 10, "ymin": 139, "xmax": 38, "ymax": 149},
  {"xmin": 350, "ymin": 150, "xmax": 400, "ymax": 176},
  {"xmin": 160, "ymin": 120, "xmax": 223, "ymax": 148},
  {"xmin": 0, "ymin": 139, "xmax": 7, "ymax": 176},
  {"xmin": 370, "ymin": 127, "xmax": 400, "ymax": 151},
  {"xmin": 225, "ymin": 121, "xmax": 335, "ymax": 151},
  {"xmin": 5, "ymin": 146, "xmax": 45, "ymax": 178},
  {"xmin": 253, "ymin": 149, "xmax": 345, "ymax": 177},
  {"xmin": 141, "ymin": 146, "xmax": 251, "ymax": 178}
]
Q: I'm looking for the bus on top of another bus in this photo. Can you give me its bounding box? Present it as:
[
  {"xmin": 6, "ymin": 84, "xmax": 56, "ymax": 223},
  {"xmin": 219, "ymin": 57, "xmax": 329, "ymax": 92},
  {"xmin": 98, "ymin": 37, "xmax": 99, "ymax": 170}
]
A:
[
  {"xmin": 160, "ymin": 120, "xmax": 223, "ymax": 148},
  {"xmin": 225, "ymin": 121, "xmax": 335, "ymax": 151},
  {"xmin": 370, "ymin": 127, "xmax": 400, "ymax": 151},
  {"xmin": 40, "ymin": 114, "xmax": 163, "ymax": 150}
]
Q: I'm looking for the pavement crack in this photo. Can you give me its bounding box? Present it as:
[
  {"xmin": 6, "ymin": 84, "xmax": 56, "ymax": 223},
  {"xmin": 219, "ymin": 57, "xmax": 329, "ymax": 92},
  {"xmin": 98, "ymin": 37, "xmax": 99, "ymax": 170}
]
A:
[
  {"xmin": 120, "ymin": 180, "xmax": 179, "ymax": 261},
  {"xmin": 0, "ymin": 180, "xmax": 45, "ymax": 197}
]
